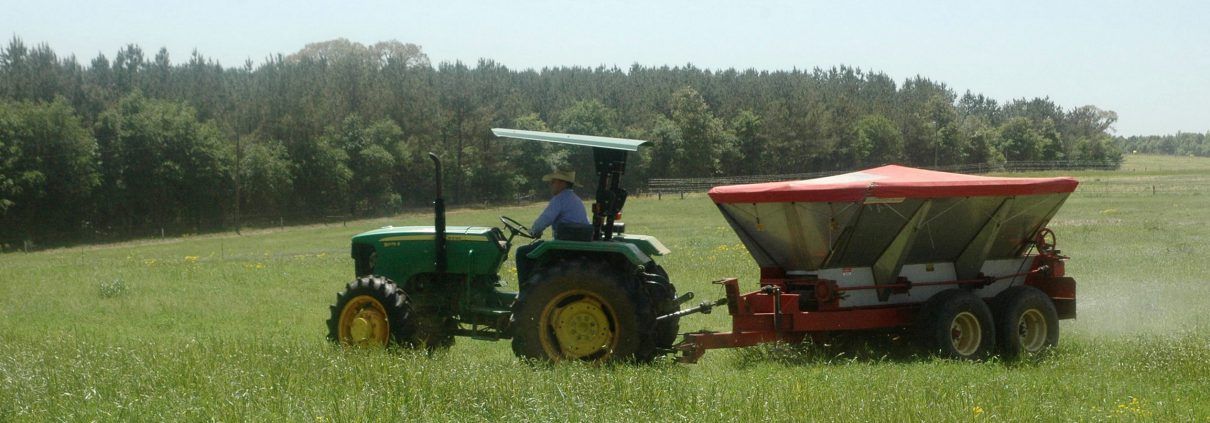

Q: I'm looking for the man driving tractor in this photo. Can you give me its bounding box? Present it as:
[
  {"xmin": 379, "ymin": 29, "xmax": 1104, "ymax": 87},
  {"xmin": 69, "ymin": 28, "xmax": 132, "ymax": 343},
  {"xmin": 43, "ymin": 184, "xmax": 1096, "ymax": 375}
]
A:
[{"xmin": 514, "ymin": 169, "xmax": 590, "ymax": 283}]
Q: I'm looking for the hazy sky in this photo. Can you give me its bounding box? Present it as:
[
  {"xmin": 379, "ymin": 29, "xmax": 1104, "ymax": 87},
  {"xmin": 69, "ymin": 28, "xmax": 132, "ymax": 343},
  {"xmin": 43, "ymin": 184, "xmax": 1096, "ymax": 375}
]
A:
[{"xmin": 4, "ymin": 0, "xmax": 1208, "ymax": 135}]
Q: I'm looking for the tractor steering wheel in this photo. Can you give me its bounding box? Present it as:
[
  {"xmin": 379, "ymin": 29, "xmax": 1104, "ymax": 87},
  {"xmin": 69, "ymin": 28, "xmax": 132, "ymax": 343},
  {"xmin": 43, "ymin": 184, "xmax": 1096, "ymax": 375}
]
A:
[
  {"xmin": 500, "ymin": 216, "xmax": 535, "ymax": 241},
  {"xmin": 1034, "ymin": 227, "xmax": 1057, "ymax": 255}
]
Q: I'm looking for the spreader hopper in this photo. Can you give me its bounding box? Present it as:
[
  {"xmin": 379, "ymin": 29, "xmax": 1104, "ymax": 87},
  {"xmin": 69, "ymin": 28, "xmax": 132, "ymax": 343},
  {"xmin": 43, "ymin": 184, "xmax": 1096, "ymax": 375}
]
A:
[
  {"xmin": 669, "ymin": 165, "xmax": 1080, "ymax": 362},
  {"xmin": 710, "ymin": 165, "xmax": 1077, "ymax": 304}
]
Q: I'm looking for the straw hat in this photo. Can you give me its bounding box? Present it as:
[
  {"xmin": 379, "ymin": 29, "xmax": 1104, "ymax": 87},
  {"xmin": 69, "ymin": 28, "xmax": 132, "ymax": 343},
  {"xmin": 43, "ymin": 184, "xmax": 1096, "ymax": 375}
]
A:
[{"xmin": 542, "ymin": 169, "xmax": 576, "ymax": 186}]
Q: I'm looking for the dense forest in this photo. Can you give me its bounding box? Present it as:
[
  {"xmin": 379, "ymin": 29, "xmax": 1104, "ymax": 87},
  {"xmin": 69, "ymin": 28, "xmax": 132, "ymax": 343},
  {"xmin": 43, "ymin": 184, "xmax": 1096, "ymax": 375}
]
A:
[
  {"xmin": 0, "ymin": 37, "xmax": 1123, "ymax": 247},
  {"xmin": 1115, "ymin": 133, "xmax": 1210, "ymax": 157}
]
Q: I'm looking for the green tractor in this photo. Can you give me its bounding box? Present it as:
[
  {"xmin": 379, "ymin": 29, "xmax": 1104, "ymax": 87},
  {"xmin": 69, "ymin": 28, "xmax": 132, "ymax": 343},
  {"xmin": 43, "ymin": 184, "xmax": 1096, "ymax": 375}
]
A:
[{"xmin": 326, "ymin": 129, "xmax": 686, "ymax": 362}]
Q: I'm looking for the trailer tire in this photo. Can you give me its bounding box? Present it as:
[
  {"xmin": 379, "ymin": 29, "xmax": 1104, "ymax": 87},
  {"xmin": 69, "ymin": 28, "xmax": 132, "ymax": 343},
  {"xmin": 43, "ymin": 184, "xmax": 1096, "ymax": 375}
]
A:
[
  {"xmin": 327, "ymin": 276, "xmax": 417, "ymax": 348},
  {"xmin": 916, "ymin": 289, "xmax": 996, "ymax": 360},
  {"xmin": 511, "ymin": 260, "xmax": 641, "ymax": 362},
  {"xmin": 992, "ymin": 286, "xmax": 1059, "ymax": 359}
]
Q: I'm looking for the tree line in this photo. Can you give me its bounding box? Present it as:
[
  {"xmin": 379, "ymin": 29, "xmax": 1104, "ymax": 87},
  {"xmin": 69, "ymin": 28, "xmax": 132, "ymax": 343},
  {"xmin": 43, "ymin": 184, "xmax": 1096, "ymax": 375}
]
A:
[
  {"xmin": 0, "ymin": 37, "xmax": 1123, "ymax": 247},
  {"xmin": 1115, "ymin": 132, "xmax": 1210, "ymax": 157}
]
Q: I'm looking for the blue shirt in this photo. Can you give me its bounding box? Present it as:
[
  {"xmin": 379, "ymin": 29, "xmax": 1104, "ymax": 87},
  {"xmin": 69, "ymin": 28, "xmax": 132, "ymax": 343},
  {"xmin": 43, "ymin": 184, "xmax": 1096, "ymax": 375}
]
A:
[{"xmin": 531, "ymin": 188, "xmax": 590, "ymax": 238}]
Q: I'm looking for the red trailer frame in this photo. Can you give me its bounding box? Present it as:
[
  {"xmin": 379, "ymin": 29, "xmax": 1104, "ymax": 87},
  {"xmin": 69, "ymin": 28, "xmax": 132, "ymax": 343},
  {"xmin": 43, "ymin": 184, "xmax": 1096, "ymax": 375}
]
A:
[{"xmin": 673, "ymin": 231, "xmax": 1076, "ymax": 363}]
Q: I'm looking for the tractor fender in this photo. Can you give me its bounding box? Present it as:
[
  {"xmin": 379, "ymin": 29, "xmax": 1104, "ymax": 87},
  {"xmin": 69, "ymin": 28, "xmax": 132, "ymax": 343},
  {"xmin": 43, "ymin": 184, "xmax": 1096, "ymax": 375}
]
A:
[
  {"xmin": 525, "ymin": 239, "xmax": 652, "ymax": 267},
  {"xmin": 613, "ymin": 234, "xmax": 671, "ymax": 257}
]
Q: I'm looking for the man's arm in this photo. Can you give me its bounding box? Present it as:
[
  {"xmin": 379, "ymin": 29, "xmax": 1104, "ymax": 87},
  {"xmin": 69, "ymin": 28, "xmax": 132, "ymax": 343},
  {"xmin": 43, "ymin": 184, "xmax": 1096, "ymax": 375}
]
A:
[{"xmin": 530, "ymin": 200, "xmax": 561, "ymax": 238}]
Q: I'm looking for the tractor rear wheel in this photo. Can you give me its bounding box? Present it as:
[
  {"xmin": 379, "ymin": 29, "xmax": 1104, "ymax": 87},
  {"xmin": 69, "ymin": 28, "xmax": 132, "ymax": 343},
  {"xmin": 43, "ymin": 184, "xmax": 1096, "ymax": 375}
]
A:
[
  {"xmin": 992, "ymin": 286, "xmax": 1059, "ymax": 359},
  {"xmin": 327, "ymin": 276, "xmax": 416, "ymax": 348},
  {"xmin": 916, "ymin": 289, "xmax": 996, "ymax": 360},
  {"xmin": 511, "ymin": 260, "xmax": 641, "ymax": 362},
  {"xmin": 644, "ymin": 264, "xmax": 680, "ymax": 357}
]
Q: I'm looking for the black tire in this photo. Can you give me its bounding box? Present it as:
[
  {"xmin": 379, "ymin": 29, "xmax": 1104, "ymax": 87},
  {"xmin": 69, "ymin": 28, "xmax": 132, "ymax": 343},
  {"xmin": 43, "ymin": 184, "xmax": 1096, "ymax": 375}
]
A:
[
  {"xmin": 327, "ymin": 276, "xmax": 416, "ymax": 348},
  {"xmin": 915, "ymin": 289, "xmax": 996, "ymax": 360},
  {"xmin": 511, "ymin": 260, "xmax": 642, "ymax": 362},
  {"xmin": 992, "ymin": 286, "xmax": 1060, "ymax": 359},
  {"xmin": 644, "ymin": 264, "xmax": 680, "ymax": 357}
]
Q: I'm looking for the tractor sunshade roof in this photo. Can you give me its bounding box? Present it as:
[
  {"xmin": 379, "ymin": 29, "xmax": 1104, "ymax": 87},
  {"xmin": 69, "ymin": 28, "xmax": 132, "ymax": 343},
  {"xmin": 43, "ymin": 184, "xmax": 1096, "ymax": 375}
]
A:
[
  {"xmin": 708, "ymin": 165, "xmax": 1078, "ymax": 204},
  {"xmin": 491, "ymin": 128, "xmax": 647, "ymax": 152}
]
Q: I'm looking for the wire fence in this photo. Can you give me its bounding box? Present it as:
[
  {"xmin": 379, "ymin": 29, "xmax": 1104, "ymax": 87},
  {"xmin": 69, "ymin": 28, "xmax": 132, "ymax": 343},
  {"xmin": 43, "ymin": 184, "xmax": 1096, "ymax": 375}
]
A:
[
  {"xmin": 646, "ymin": 160, "xmax": 1122, "ymax": 195},
  {"xmin": 1071, "ymin": 178, "xmax": 1210, "ymax": 196},
  {"xmin": 0, "ymin": 217, "xmax": 346, "ymax": 253}
]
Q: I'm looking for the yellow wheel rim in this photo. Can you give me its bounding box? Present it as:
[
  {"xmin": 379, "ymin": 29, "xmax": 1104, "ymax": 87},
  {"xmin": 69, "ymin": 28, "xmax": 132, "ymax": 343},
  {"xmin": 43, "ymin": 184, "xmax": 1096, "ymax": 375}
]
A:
[
  {"xmin": 950, "ymin": 311, "xmax": 982, "ymax": 356},
  {"xmin": 338, "ymin": 295, "xmax": 390, "ymax": 347},
  {"xmin": 1017, "ymin": 309, "xmax": 1048, "ymax": 353},
  {"xmin": 538, "ymin": 289, "xmax": 619, "ymax": 360}
]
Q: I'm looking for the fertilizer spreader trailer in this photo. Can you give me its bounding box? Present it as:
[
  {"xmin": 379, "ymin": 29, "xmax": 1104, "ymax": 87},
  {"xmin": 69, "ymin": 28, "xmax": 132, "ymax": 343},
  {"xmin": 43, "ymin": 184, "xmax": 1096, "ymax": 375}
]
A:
[{"xmin": 668, "ymin": 165, "xmax": 1079, "ymax": 362}]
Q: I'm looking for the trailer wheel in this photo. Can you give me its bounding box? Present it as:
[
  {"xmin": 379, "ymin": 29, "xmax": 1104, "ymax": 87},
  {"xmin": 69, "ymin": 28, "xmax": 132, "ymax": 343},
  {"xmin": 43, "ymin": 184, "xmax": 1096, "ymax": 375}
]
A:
[
  {"xmin": 327, "ymin": 276, "xmax": 416, "ymax": 348},
  {"xmin": 511, "ymin": 260, "xmax": 641, "ymax": 362},
  {"xmin": 916, "ymin": 289, "xmax": 996, "ymax": 360},
  {"xmin": 992, "ymin": 286, "xmax": 1059, "ymax": 359}
]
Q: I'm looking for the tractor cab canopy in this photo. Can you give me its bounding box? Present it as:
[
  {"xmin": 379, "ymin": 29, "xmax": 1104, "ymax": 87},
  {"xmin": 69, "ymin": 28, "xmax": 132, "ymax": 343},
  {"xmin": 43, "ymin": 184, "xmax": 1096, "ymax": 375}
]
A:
[
  {"xmin": 492, "ymin": 128, "xmax": 650, "ymax": 242},
  {"xmin": 490, "ymin": 128, "xmax": 647, "ymax": 151}
]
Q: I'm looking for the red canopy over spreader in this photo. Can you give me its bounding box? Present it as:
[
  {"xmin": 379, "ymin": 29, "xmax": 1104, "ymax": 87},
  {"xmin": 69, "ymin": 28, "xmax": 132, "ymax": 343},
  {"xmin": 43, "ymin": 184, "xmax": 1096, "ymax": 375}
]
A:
[{"xmin": 708, "ymin": 165, "xmax": 1079, "ymax": 204}]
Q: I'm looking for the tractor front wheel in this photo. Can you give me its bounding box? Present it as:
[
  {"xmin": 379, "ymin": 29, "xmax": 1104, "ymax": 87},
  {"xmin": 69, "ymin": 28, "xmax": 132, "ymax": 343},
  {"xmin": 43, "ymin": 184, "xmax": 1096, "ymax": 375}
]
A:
[
  {"xmin": 916, "ymin": 289, "xmax": 996, "ymax": 360},
  {"xmin": 511, "ymin": 261, "xmax": 641, "ymax": 362},
  {"xmin": 327, "ymin": 276, "xmax": 416, "ymax": 348}
]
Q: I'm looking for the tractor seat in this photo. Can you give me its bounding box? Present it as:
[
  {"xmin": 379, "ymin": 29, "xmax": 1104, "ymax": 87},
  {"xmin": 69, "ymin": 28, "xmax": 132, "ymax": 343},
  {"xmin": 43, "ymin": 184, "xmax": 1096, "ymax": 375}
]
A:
[{"xmin": 554, "ymin": 223, "xmax": 593, "ymax": 241}]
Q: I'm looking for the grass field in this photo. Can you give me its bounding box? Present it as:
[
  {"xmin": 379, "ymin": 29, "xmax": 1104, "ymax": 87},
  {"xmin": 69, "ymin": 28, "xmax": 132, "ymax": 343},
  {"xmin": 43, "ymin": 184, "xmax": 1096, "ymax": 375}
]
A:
[{"xmin": 2, "ymin": 154, "xmax": 1209, "ymax": 421}]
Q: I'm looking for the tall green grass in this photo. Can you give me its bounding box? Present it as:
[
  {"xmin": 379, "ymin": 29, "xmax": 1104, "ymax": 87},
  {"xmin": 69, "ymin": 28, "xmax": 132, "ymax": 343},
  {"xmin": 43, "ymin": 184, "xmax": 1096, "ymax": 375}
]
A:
[{"xmin": 2, "ymin": 154, "xmax": 1209, "ymax": 421}]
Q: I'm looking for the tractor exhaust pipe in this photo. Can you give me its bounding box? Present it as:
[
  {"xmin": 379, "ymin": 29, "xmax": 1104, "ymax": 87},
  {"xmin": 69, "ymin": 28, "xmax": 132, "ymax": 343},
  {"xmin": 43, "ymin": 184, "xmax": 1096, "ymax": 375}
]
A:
[{"xmin": 429, "ymin": 152, "xmax": 447, "ymax": 273}]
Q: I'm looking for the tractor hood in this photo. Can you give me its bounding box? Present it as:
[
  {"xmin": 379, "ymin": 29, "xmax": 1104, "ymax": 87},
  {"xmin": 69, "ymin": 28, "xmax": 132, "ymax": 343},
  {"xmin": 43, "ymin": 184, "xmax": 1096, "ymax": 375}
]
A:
[
  {"xmin": 352, "ymin": 226, "xmax": 499, "ymax": 243},
  {"xmin": 351, "ymin": 225, "xmax": 509, "ymax": 279}
]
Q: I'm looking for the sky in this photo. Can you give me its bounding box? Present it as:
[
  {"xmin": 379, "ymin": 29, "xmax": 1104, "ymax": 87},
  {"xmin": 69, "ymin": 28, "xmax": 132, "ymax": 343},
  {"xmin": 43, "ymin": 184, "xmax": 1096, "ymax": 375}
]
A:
[{"xmin": 3, "ymin": 0, "xmax": 1208, "ymax": 136}]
